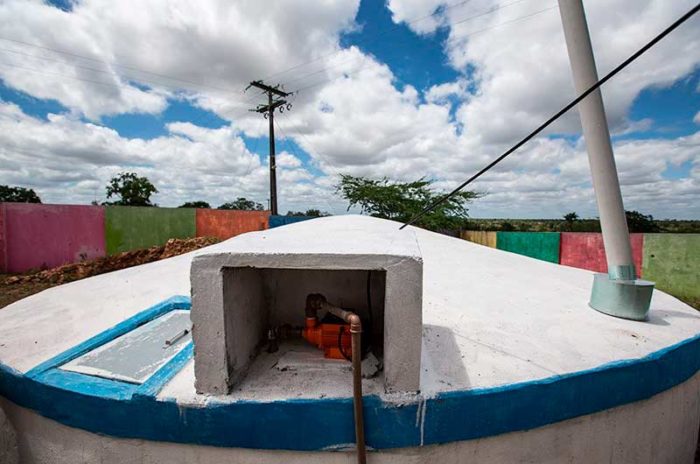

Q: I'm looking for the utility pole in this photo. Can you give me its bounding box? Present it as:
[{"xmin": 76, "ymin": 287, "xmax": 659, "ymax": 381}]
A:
[
  {"xmin": 558, "ymin": 0, "xmax": 653, "ymax": 320},
  {"xmin": 248, "ymin": 80, "xmax": 292, "ymax": 216}
]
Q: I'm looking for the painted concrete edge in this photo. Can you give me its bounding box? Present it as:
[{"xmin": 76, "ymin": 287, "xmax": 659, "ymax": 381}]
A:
[
  {"xmin": 135, "ymin": 342, "xmax": 194, "ymax": 399},
  {"xmin": 25, "ymin": 295, "xmax": 191, "ymax": 378},
  {"xmin": 0, "ymin": 296, "xmax": 698, "ymax": 450}
]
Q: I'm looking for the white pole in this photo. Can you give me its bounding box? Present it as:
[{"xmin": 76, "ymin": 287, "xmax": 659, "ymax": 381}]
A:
[{"xmin": 558, "ymin": 0, "xmax": 635, "ymax": 280}]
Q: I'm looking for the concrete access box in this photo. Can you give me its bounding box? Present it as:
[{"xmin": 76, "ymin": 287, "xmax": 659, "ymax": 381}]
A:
[{"xmin": 190, "ymin": 248, "xmax": 423, "ymax": 395}]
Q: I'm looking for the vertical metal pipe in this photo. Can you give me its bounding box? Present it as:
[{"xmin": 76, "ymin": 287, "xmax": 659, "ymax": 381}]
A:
[
  {"xmin": 350, "ymin": 323, "xmax": 366, "ymax": 464},
  {"xmin": 306, "ymin": 294, "xmax": 367, "ymax": 461},
  {"xmin": 558, "ymin": 0, "xmax": 635, "ymax": 279}
]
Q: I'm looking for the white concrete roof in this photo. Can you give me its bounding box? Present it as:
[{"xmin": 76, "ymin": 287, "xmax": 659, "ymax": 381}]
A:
[{"xmin": 1, "ymin": 215, "xmax": 699, "ymax": 402}]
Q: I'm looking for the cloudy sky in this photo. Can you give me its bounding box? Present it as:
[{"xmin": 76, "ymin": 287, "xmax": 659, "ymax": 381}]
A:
[{"xmin": 0, "ymin": 0, "xmax": 698, "ymax": 218}]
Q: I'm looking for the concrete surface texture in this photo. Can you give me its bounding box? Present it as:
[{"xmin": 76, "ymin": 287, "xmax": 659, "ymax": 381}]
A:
[
  {"xmin": 195, "ymin": 209, "xmax": 269, "ymax": 240},
  {"xmin": 560, "ymin": 232, "xmax": 643, "ymax": 277},
  {"xmin": 0, "ymin": 216, "xmax": 698, "ymax": 387},
  {"xmin": 0, "ymin": 216, "xmax": 699, "ymax": 461},
  {"xmin": 496, "ymin": 231, "xmax": 561, "ymax": 263},
  {"xmin": 0, "ymin": 403, "xmax": 19, "ymax": 464},
  {"xmin": 460, "ymin": 230, "xmax": 496, "ymax": 248},
  {"xmin": 105, "ymin": 206, "xmax": 195, "ymax": 254},
  {"xmin": 2, "ymin": 370, "xmax": 698, "ymax": 464},
  {"xmin": 0, "ymin": 203, "xmax": 105, "ymax": 273},
  {"xmin": 191, "ymin": 218, "xmax": 422, "ymax": 394},
  {"xmin": 643, "ymin": 234, "xmax": 700, "ymax": 303}
]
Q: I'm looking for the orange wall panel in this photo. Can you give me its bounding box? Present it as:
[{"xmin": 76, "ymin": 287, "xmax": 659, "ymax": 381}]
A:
[{"xmin": 196, "ymin": 209, "xmax": 269, "ymax": 240}]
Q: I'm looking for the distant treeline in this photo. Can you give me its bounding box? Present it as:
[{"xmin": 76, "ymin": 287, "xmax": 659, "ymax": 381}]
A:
[{"xmin": 464, "ymin": 218, "xmax": 700, "ymax": 234}]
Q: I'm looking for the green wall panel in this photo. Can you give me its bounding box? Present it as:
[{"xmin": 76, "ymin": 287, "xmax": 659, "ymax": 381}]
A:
[
  {"xmin": 496, "ymin": 232, "xmax": 561, "ymax": 264},
  {"xmin": 642, "ymin": 234, "xmax": 700, "ymax": 303},
  {"xmin": 105, "ymin": 206, "xmax": 196, "ymax": 254}
]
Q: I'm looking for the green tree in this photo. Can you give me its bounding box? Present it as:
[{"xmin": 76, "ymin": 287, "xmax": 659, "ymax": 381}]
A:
[
  {"xmin": 335, "ymin": 174, "xmax": 480, "ymax": 230},
  {"xmin": 500, "ymin": 221, "xmax": 516, "ymax": 232},
  {"xmin": 105, "ymin": 172, "xmax": 158, "ymax": 206},
  {"xmin": 179, "ymin": 201, "xmax": 211, "ymax": 209},
  {"xmin": 218, "ymin": 197, "xmax": 264, "ymax": 211},
  {"xmin": 0, "ymin": 185, "xmax": 41, "ymax": 203},
  {"xmin": 625, "ymin": 210, "xmax": 660, "ymax": 233},
  {"xmin": 562, "ymin": 211, "xmax": 579, "ymax": 231},
  {"xmin": 286, "ymin": 209, "xmax": 330, "ymax": 217}
]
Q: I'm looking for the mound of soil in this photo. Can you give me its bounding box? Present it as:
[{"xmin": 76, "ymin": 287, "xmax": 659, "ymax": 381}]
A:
[{"xmin": 1, "ymin": 237, "xmax": 220, "ymax": 308}]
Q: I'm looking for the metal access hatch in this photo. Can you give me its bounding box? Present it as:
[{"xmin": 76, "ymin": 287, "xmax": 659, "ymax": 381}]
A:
[{"xmin": 60, "ymin": 310, "xmax": 192, "ymax": 384}]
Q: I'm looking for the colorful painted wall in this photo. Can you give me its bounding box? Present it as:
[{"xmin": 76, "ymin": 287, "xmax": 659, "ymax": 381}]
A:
[
  {"xmin": 560, "ymin": 232, "xmax": 644, "ymax": 278},
  {"xmin": 496, "ymin": 232, "xmax": 561, "ymax": 263},
  {"xmin": 268, "ymin": 215, "xmax": 315, "ymax": 228},
  {"xmin": 0, "ymin": 203, "xmax": 272, "ymax": 272},
  {"xmin": 105, "ymin": 206, "xmax": 196, "ymax": 255},
  {"xmin": 2, "ymin": 204, "xmax": 697, "ymax": 306},
  {"xmin": 642, "ymin": 234, "xmax": 699, "ymax": 304},
  {"xmin": 461, "ymin": 230, "xmax": 699, "ymax": 304},
  {"xmin": 460, "ymin": 230, "xmax": 497, "ymax": 248},
  {"xmin": 196, "ymin": 209, "xmax": 269, "ymax": 240},
  {"xmin": 0, "ymin": 204, "xmax": 6, "ymax": 272},
  {"xmin": 0, "ymin": 203, "xmax": 105, "ymax": 273}
]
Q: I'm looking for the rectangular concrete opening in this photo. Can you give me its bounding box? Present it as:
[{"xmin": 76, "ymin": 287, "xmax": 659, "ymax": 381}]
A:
[
  {"xmin": 221, "ymin": 267, "xmax": 386, "ymax": 387},
  {"xmin": 192, "ymin": 250, "xmax": 422, "ymax": 395}
]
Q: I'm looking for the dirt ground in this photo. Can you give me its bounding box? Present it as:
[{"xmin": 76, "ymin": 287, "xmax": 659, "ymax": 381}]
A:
[{"xmin": 0, "ymin": 236, "xmax": 219, "ymax": 309}]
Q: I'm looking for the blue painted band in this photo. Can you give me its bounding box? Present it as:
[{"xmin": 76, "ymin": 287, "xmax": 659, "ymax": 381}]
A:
[
  {"xmin": 135, "ymin": 342, "xmax": 194, "ymax": 399},
  {"xmin": 1, "ymin": 297, "xmax": 699, "ymax": 451},
  {"xmin": 24, "ymin": 295, "xmax": 193, "ymax": 402}
]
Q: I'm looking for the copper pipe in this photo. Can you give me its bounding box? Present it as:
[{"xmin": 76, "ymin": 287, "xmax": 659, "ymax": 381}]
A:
[
  {"xmin": 305, "ymin": 294, "xmax": 366, "ymax": 464},
  {"xmin": 348, "ymin": 313, "xmax": 366, "ymax": 464}
]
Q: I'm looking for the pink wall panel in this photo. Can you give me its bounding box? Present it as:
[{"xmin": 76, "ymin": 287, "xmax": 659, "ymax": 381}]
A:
[
  {"xmin": 560, "ymin": 232, "xmax": 643, "ymax": 277},
  {"xmin": 4, "ymin": 203, "xmax": 106, "ymax": 273},
  {"xmin": 0, "ymin": 203, "xmax": 7, "ymax": 272}
]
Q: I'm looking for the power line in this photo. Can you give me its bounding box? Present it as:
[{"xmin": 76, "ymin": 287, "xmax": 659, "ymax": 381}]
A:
[
  {"xmin": 280, "ymin": 0, "xmax": 537, "ymax": 88},
  {"xmin": 246, "ymin": 80, "xmax": 292, "ymax": 215},
  {"xmin": 278, "ymin": 110, "xmax": 343, "ymax": 181},
  {"xmin": 177, "ymin": 89, "xmax": 264, "ymax": 131},
  {"xmin": 0, "ymin": 61, "xmax": 127, "ymax": 90},
  {"xmin": 0, "ymin": 47, "xmax": 247, "ymax": 97},
  {"xmin": 261, "ymin": 0, "xmax": 481, "ymax": 83},
  {"xmin": 401, "ymin": 2, "xmax": 700, "ymax": 230},
  {"xmin": 274, "ymin": 115, "xmax": 342, "ymax": 214},
  {"xmin": 288, "ymin": 4, "xmax": 558, "ymax": 95},
  {"xmin": 0, "ymin": 36, "xmax": 241, "ymax": 95}
]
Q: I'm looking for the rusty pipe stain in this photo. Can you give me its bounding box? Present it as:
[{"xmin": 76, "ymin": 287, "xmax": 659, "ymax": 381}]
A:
[{"xmin": 305, "ymin": 294, "xmax": 366, "ymax": 464}]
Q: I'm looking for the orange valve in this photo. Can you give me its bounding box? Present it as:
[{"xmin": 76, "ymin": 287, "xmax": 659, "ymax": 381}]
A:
[{"xmin": 302, "ymin": 316, "xmax": 352, "ymax": 360}]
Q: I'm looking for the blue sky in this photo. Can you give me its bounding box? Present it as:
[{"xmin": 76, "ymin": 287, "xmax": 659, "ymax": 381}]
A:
[{"xmin": 0, "ymin": 0, "xmax": 698, "ymax": 218}]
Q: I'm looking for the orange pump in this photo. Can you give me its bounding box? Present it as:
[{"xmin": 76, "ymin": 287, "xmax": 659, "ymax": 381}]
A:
[{"xmin": 302, "ymin": 316, "xmax": 352, "ymax": 360}]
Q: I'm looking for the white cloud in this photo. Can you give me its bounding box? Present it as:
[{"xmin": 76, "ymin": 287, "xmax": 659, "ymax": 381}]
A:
[
  {"xmin": 0, "ymin": 0, "xmax": 360, "ymax": 119},
  {"xmin": 425, "ymin": 78, "xmax": 470, "ymax": 104},
  {"xmin": 0, "ymin": 0, "xmax": 698, "ymax": 219},
  {"xmin": 389, "ymin": 0, "xmax": 700, "ymax": 144},
  {"xmin": 0, "ymin": 101, "xmax": 337, "ymax": 212}
]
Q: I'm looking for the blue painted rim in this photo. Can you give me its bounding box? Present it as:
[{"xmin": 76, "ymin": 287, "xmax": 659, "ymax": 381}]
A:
[
  {"xmin": 0, "ymin": 296, "xmax": 699, "ymax": 451},
  {"xmin": 23, "ymin": 295, "xmax": 193, "ymax": 402}
]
